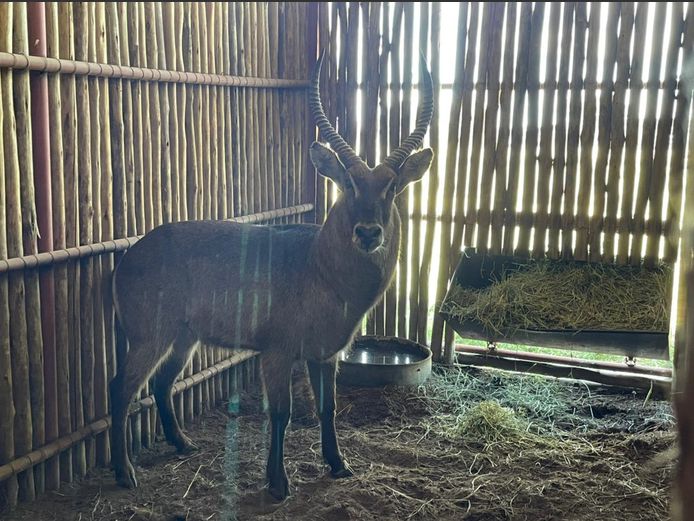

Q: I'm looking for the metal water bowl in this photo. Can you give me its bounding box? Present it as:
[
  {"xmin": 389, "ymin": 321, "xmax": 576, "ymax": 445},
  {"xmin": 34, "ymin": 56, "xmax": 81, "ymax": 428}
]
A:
[{"xmin": 337, "ymin": 335, "xmax": 432, "ymax": 388}]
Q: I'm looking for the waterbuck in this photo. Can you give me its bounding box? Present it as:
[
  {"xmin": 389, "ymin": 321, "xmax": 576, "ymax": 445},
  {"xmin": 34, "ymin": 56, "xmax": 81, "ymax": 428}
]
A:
[{"xmin": 109, "ymin": 51, "xmax": 434, "ymax": 501}]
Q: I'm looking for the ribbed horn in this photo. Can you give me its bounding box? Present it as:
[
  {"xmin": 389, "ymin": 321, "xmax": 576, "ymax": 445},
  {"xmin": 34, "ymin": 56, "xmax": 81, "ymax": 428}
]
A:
[
  {"xmin": 309, "ymin": 50, "xmax": 363, "ymax": 168},
  {"xmin": 383, "ymin": 51, "xmax": 434, "ymax": 170}
]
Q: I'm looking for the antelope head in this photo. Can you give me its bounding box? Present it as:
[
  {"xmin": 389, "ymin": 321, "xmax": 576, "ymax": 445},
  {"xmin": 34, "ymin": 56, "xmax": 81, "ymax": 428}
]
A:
[{"xmin": 308, "ymin": 51, "xmax": 434, "ymax": 254}]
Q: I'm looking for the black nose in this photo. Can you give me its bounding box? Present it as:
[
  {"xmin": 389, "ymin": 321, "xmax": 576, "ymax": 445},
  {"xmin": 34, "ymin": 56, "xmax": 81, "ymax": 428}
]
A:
[{"xmin": 354, "ymin": 224, "xmax": 383, "ymax": 250}]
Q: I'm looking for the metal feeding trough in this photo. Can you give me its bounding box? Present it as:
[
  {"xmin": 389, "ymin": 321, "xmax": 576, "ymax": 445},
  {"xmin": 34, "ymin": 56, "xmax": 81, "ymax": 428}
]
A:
[
  {"xmin": 439, "ymin": 248, "xmax": 671, "ymax": 361},
  {"xmin": 337, "ymin": 335, "xmax": 432, "ymax": 387}
]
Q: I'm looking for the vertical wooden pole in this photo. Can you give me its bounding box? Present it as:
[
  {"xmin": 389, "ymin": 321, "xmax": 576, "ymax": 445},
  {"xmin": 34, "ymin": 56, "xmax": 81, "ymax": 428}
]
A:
[
  {"xmin": 304, "ymin": 1, "xmax": 319, "ymax": 222},
  {"xmin": 2, "ymin": 2, "xmax": 36, "ymax": 501},
  {"xmin": 0, "ymin": 4, "xmax": 18, "ymax": 504},
  {"xmin": 28, "ymin": 0, "xmax": 59, "ymax": 491}
]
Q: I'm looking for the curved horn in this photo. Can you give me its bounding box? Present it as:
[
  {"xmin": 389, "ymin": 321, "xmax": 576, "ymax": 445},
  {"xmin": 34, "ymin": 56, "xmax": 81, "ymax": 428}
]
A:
[
  {"xmin": 384, "ymin": 52, "xmax": 434, "ymax": 170},
  {"xmin": 309, "ymin": 50, "xmax": 363, "ymax": 168}
]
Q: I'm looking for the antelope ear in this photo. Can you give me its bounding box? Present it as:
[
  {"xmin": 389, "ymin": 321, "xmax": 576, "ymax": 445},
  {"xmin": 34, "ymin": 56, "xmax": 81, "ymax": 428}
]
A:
[
  {"xmin": 395, "ymin": 148, "xmax": 434, "ymax": 194},
  {"xmin": 310, "ymin": 142, "xmax": 347, "ymax": 189}
]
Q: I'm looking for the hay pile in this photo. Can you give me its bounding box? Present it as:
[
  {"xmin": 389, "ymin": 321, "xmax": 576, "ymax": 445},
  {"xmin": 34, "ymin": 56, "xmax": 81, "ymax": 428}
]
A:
[{"xmin": 441, "ymin": 260, "xmax": 671, "ymax": 335}]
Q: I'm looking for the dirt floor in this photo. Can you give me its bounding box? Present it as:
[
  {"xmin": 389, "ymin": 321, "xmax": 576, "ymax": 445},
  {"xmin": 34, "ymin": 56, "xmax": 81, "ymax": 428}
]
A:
[{"xmin": 3, "ymin": 365, "xmax": 676, "ymax": 521}]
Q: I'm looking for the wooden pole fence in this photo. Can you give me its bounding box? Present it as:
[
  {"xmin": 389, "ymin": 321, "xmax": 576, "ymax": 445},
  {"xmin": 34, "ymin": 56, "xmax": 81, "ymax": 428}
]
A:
[{"xmin": 0, "ymin": 204, "xmax": 313, "ymax": 274}]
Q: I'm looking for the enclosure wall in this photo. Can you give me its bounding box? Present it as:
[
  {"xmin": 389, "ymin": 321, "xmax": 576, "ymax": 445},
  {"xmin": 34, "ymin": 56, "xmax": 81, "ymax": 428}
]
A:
[
  {"xmin": 317, "ymin": 2, "xmax": 694, "ymax": 360},
  {"xmin": 0, "ymin": 1, "xmax": 316, "ymax": 509}
]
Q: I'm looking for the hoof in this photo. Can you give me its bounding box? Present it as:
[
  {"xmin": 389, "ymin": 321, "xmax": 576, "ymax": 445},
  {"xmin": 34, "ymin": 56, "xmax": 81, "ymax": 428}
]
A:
[
  {"xmin": 115, "ymin": 462, "xmax": 138, "ymax": 489},
  {"xmin": 267, "ymin": 476, "xmax": 290, "ymax": 502},
  {"xmin": 175, "ymin": 436, "xmax": 199, "ymax": 455},
  {"xmin": 330, "ymin": 461, "xmax": 354, "ymax": 479}
]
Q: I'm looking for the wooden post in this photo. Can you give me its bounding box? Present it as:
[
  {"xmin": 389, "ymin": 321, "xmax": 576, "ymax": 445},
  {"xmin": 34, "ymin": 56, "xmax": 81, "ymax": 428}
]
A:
[
  {"xmin": 1, "ymin": 2, "xmax": 36, "ymax": 502},
  {"xmin": 303, "ymin": 1, "xmax": 318, "ymax": 222},
  {"xmin": 27, "ymin": 0, "xmax": 59, "ymax": 492},
  {"xmin": 431, "ymin": 2, "xmax": 469, "ymax": 360},
  {"xmin": 0, "ymin": 7, "xmax": 18, "ymax": 505}
]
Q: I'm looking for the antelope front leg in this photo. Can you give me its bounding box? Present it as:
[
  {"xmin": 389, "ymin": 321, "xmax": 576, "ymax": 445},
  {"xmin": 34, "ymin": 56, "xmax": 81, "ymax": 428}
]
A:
[
  {"xmin": 261, "ymin": 352, "xmax": 292, "ymax": 501},
  {"xmin": 307, "ymin": 358, "xmax": 354, "ymax": 478}
]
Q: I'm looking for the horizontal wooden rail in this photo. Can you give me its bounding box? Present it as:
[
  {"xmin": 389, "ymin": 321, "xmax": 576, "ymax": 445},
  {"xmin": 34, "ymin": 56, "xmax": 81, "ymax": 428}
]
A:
[
  {"xmin": 0, "ymin": 204, "xmax": 313, "ymax": 274},
  {"xmin": 455, "ymin": 349, "xmax": 672, "ymax": 396},
  {"xmin": 455, "ymin": 344, "xmax": 672, "ymax": 377},
  {"xmin": 0, "ymin": 349, "xmax": 257, "ymax": 483},
  {"xmin": 409, "ymin": 211, "xmax": 674, "ymax": 237},
  {"xmin": 0, "ymin": 51, "xmax": 309, "ymax": 89}
]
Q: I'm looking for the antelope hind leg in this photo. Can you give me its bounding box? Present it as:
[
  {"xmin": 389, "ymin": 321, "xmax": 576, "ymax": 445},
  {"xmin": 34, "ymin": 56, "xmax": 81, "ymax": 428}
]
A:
[{"xmin": 261, "ymin": 352, "xmax": 293, "ymax": 501}]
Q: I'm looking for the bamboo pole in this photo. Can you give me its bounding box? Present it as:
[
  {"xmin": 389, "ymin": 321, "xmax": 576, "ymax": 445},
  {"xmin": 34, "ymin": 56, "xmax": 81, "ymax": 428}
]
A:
[
  {"xmin": 25, "ymin": 0, "xmax": 59, "ymax": 493},
  {"xmin": 269, "ymin": 2, "xmax": 281, "ymax": 218},
  {"xmin": 57, "ymin": 1, "xmax": 83, "ymax": 482},
  {"xmin": 216, "ymin": 2, "xmax": 228, "ymax": 219},
  {"xmin": 0, "ymin": 51, "xmax": 310, "ymax": 88},
  {"xmin": 418, "ymin": 2, "xmax": 442, "ymax": 343},
  {"xmin": 2, "ymin": 1, "xmax": 36, "ymax": 502},
  {"xmin": 13, "ymin": 2, "xmax": 47, "ymax": 496},
  {"xmin": 106, "ymin": 2, "xmax": 126, "ymax": 245},
  {"xmin": 315, "ymin": 1, "xmax": 330, "ymax": 224},
  {"xmin": 573, "ymin": 3, "xmax": 601, "ymax": 261},
  {"xmin": 363, "ymin": 1, "xmax": 381, "ymax": 335},
  {"xmin": 128, "ymin": 2, "xmax": 145, "ymax": 456},
  {"xmin": 345, "ymin": 2, "xmax": 359, "ymax": 152},
  {"xmin": 491, "ymin": 2, "xmax": 517, "ymax": 257},
  {"xmin": 587, "ymin": 3, "xmax": 620, "ymax": 262},
  {"xmin": 75, "ymin": 1, "xmax": 96, "ymax": 470},
  {"xmin": 269, "ymin": 0, "xmax": 282, "ymax": 215},
  {"xmin": 374, "ymin": 3, "xmax": 388, "ymax": 335},
  {"xmin": 84, "ymin": 2, "xmax": 108, "ymax": 468},
  {"xmin": 431, "ymin": 2, "xmax": 469, "ymax": 360},
  {"xmin": 127, "ymin": 3, "xmax": 144, "ymax": 235},
  {"xmin": 256, "ymin": 3, "xmax": 270, "ymax": 215},
  {"xmin": 201, "ymin": 3, "xmax": 215, "ymax": 223},
  {"xmin": 178, "ymin": 2, "xmax": 194, "ymax": 427},
  {"xmin": 0, "ymin": 8, "xmax": 18, "ymax": 505},
  {"xmin": 156, "ymin": 3, "xmax": 172, "ymax": 226},
  {"xmin": 449, "ymin": 0, "xmax": 481, "ymax": 311},
  {"xmin": 502, "ymin": 2, "xmax": 531, "ymax": 256},
  {"xmin": 145, "ymin": 2, "xmax": 162, "ymax": 230},
  {"xmin": 456, "ymin": 4, "xmax": 492, "ymax": 251},
  {"xmin": 665, "ymin": 7, "xmax": 694, "ymax": 263},
  {"xmin": 247, "ymin": 3, "xmax": 261, "ymax": 215},
  {"xmin": 561, "ymin": 2, "xmax": 587, "ymax": 260},
  {"xmin": 96, "ymin": 2, "xmax": 114, "ymax": 467},
  {"xmin": 119, "ymin": 4, "xmax": 136, "ymax": 239},
  {"xmin": 643, "ymin": 4, "xmax": 684, "ymax": 266},
  {"xmin": 293, "ymin": 1, "xmax": 307, "ymax": 222},
  {"xmin": 190, "ymin": 1, "xmax": 203, "ymax": 418},
  {"xmin": 531, "ymin": 3, "xmax": 561, "ymax": 259},
  {"xmin": 629, "ymin": 3, "xmax": 667, "ymax": 266},
  {"xmin": 240, "ymin": 3, "xmax": 255, "ymax": 215},
  {"xmin": 391, "ymin": 2, "xmax": 408, "ymax": 338},
  {"xmin": 475, "ymin": 2, "xmax": 504, "ymax": 254},
  {"xmin": 175, "ymin": 2, "xmax": 188, "ymax": 224},
  {"xmin": 215, "ymin": 2, "xmax": 227, "ymax": 401},
  {"xmin": 162, "ymin": 3, "xmax": 178, "ymax": 223},
  {"xmin": 617, "ymin": 4, "xmax": 649, "ymax": 265},
  {"xmin": 384, "ymin": 4, "xmax": 401, "ymax": 338},
  {"xmin": 197, "ymin": 2, "xmax": 212, "ymax": 413},
  {"xmin": 547, "ymin": 3, "xmax": 576, "ymax": 259},
  {"xmin": 515, "ymin": 3, "xmax": 544, "ymax": 257},
  {"xmin": 408, "ymin": 2, "xmax": 428, "ymax": 342},
  {"xmin": 232, "ymin": 3, "xmax": 247, "ymax": 216}
]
